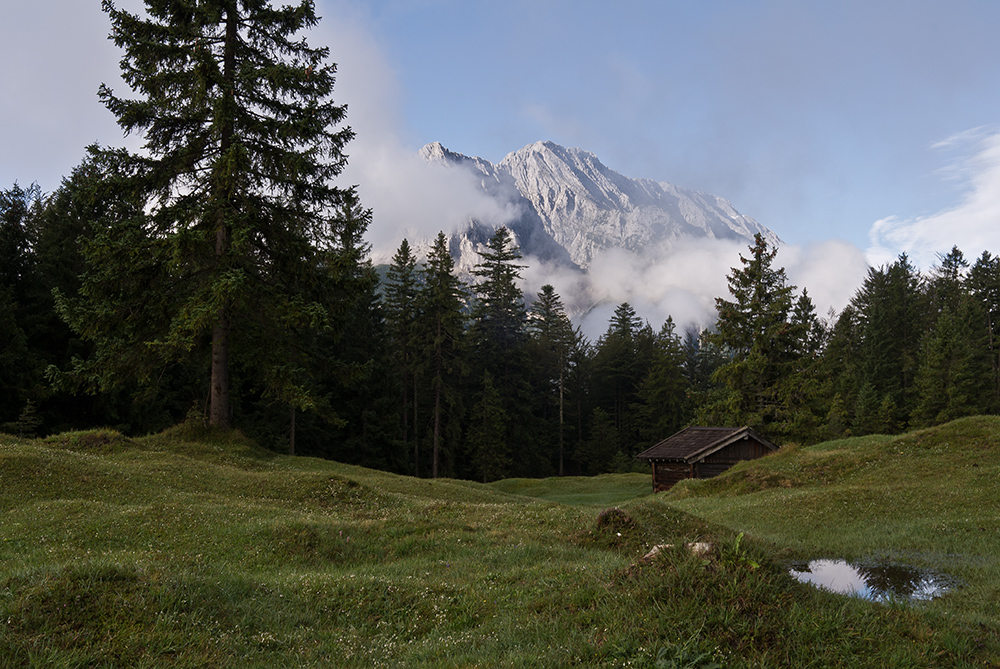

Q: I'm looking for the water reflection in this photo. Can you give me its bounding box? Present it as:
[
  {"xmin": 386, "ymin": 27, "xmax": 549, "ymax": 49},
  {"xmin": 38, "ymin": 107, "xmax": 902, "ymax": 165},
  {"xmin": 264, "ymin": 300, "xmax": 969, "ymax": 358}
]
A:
[{"xmin": 788, "ymin": 559, "xmax": 959, "ymax": 602}]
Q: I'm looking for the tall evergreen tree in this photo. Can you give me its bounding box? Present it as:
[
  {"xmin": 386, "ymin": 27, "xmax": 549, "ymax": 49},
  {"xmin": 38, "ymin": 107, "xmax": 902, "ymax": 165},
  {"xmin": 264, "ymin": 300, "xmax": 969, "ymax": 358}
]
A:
[
  {"xmin": 818, "ymin": 304, "xmax": 864, "ymax": 437},
  {"xmin": 384, "ymin": 239, "xmax": 421, "ymax": 471},
  {"xmin": 467, "ymin": 372, "xmax": 510, "ymax": 482},
  {"xmin": 852, "ymin": 254, "xmax": 927, "ymax": 426},
  {"xmin": 927, "ymin": 246, "xmax": 968, "ymax": 316},
  {"xmin": 636, "ymin": 317, "xmax": 691, "ymax": 445},
  {"xmin": 967, "ymin": 251, "xmax": 1000, "ymax": 411},
  {"xmin": 89, "ymin": 0, "xmax": 356, "ymax": 428},
  {"xmin": 682, "ymin": 328, "xmax": 726, "ymax": 410},
  {"xmin": 910, "ymin": 308, "xmax": 985, "ymax": 426},
  {"xmin": 0, "ymin": 183, "xmax": 41, "ymax": 304},
  {"xmin": 0, "ymin": 183, "xmax": 42, "ymax": 425},
  {"xmin": 43, "ymin": 150, "xmax": 195, "ymax": 433},
  {"xmin": 528, "ymin": 284, "xmax": 575, "ymax": 475},
  {"xmin": 592, "ymin": 302, "xmax": 655, "ymax": 457},
  {"xmin": 779, "ymin": 289, "xmax": 827, "ymax": 442},
  {"xmin": 417, "ymin": 232, "xmax": 466, "ymax": 478},
  {"xmin": 911, "ymin": 247, "xmax": 992, "ymax": 427},
  {"xmin": 470, "ymin": 226, "xmax": 528, "ymax": 367},
  {"xmin": 704, "ymin": 233, "xmax": 797, "ymax": 434},
  {"xmin": 469, "ymin": 226, "xmax": 537, "ymax": 475},
  {"xmin": 564, "ymin": 329, "xmax": 595, "ymax": 474},
  {"xmin": 297, "ymin": 195, "xmax": 395, "ymax": 464}
]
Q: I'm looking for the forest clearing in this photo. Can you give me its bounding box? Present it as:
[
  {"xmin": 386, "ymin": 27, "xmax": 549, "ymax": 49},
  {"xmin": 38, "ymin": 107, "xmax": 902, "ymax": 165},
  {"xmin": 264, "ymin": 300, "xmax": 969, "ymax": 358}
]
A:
[{"xmin": 1, "ymin": 416, "xmax": 998, "ymax": 666}]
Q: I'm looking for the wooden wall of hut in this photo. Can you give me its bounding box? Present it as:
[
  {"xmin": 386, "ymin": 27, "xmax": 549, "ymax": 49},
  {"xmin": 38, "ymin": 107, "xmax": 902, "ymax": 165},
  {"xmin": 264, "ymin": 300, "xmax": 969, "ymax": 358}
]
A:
[
  {"xmin": 695, "ymin": 439, "xmax": 772, "ymax": 479},
  {"xmin": 652, "ymin": 462, "xmax": 693, "ymax": 492}
]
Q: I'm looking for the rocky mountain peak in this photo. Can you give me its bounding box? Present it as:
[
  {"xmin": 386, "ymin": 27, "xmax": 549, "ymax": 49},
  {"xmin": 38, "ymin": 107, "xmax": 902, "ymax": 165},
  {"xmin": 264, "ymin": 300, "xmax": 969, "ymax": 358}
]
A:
[{"xmin": 407, "ymin": 140, "xmax": 780, "ymax": 309}]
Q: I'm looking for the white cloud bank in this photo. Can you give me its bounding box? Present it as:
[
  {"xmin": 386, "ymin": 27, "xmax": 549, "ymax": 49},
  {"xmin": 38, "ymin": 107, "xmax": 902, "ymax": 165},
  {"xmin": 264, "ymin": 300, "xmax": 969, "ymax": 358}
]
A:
[
  {"xmin": 522, "ymin": 238, "xmax": 869, "ymax": 341},
  {"xmin": 868, "ymin": 129, "xmax": 1000, "ymax": 270}
]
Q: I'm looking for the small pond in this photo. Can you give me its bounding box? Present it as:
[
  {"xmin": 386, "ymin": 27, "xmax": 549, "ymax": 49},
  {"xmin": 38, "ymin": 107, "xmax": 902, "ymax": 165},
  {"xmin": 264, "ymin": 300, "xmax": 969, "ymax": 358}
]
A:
[{"xmin": 788, "ymin": 559, "xmax": 962, "ymax": 603}]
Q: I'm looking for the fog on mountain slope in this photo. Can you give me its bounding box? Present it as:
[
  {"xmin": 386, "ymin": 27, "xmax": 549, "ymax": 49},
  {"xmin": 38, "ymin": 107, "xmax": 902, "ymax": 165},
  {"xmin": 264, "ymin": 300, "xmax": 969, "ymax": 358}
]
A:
[{"xmin": 376, "ymin": 140, "xmax": 864, "ymax": 338}]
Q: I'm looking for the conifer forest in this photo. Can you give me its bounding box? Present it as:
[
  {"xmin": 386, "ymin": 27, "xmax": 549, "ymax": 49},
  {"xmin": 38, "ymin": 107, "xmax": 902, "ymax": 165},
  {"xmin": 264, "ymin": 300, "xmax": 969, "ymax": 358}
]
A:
[{"xmin": 4, "ymin": 1, "xmax": 1000, "ymax": 483}]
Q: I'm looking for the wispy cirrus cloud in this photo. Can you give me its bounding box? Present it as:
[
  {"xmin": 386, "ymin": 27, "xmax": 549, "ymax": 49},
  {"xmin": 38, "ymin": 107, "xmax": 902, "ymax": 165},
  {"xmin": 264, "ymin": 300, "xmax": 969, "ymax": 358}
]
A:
[{"xmin": 868, "ymin": 128, "xmax": 1000, "ymax": 269}]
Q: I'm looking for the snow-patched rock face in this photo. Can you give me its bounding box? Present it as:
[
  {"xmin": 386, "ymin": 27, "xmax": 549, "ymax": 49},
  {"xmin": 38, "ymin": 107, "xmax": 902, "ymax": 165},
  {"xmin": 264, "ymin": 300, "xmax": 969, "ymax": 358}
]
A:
[
  {"xmin": 498, "ymin": 140, "xmax": 778, "ymax": 268},
  {"xmin": 417, "ymin": 140, "xmax": 779, "ymax": 272}
]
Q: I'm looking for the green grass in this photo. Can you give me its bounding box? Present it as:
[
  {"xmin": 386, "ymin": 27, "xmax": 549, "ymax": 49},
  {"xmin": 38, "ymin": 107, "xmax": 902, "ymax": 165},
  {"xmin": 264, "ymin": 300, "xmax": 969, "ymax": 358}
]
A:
[
  {"xmin": 665, "ymin": 416, "xmax": 1000, "ymax": 631},
  {"xmin": 489, "ymin": 472, "xmax": 652, "ymax": 506},
  {"xmin": 1, "ymin": 419, "xmax": 999, "ymax": 666}
]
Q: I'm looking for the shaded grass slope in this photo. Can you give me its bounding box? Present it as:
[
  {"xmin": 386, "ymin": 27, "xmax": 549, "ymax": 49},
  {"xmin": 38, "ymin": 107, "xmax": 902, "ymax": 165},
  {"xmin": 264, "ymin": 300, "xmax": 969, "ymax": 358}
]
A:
[
  {"xmin": 1, "ymin": 420, "xmax": 998, "ymax": 666},
  {"xmin": 489, "ymin": 473, "xmax": 651, "ymax": 506}
]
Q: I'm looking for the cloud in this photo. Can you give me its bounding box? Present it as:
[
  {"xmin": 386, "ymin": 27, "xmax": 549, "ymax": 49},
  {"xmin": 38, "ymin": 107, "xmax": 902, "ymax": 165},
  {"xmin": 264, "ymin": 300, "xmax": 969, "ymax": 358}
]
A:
[
  {"xmin": 522, "ymin": 237, "xmax": 869, "ymax": 342},
  {"xmin": 778, "ymin": 240, "xmax": 870, "ymax": 318},
  {"xmin": 519, "ymin": 241, "xmax": 735, "ymax": 341},
  {"xmin": 312, "ymin": 3, "xmax": 519, "ymax": 257},
  {"xmin": 0, "ymin": 1, "xmax": 140, "ymax": 191},
  {"xmin": 868, "ymin": 129, "xmax": 1000, "ymax": 269}
]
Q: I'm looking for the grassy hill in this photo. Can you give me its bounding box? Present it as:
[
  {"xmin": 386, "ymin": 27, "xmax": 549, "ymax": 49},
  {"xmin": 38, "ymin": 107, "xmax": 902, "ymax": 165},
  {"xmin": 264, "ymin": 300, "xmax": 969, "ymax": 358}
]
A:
[
  {"xmin": 1, "ymin": 419, "xmax": 998, "ymax": 666},
  {"xmin": 489, "ymin": 473, "xmax": 651, "ymax": 506},
  {"xmin": 663, "ymin": 416, "xmax": 1000, "ymax": 634}
]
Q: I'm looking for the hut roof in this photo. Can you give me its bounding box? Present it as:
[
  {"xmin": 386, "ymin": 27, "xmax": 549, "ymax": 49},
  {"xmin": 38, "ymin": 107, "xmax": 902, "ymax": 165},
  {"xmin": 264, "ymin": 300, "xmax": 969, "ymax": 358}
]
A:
[{"xmin": 635, "ymin": 426, "xmax": 777, "ymax": 464}]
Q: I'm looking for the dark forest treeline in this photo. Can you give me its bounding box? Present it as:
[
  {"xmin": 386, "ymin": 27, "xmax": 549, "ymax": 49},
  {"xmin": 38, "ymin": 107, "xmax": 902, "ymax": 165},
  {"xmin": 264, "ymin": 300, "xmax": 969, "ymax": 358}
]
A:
[
  {"xmin": 4, "ymin": 1, "xmax": 998, "ymax": 481},
  {"xmin": 4, "ymin": 177, "xmax": 999, "ymax": 481}
]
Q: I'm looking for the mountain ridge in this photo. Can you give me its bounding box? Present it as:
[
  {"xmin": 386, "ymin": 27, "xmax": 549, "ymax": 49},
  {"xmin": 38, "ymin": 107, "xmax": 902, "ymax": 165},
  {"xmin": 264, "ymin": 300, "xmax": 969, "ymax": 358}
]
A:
[
  {"xmin": 384, "ymin": 141, "xmax": 783, "ymax": 325},
  {"xmin": 413, "ymin": 139, "xmax": 779, "ymax": 273}
]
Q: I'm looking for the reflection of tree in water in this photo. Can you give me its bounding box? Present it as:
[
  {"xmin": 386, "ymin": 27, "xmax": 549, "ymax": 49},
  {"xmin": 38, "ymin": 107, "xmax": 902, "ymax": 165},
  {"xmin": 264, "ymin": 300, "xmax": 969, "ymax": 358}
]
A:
[{"xmin": 855, "ymin": 563, "xmax": 937, "ymax": 600}]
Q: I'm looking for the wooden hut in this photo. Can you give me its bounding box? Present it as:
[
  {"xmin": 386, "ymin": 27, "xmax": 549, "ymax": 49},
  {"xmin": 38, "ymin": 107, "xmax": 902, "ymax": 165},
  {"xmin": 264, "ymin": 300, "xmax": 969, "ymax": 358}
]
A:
[{"xmin": 636, "ymin": 426, "xmax": 778, "ymax": 492}]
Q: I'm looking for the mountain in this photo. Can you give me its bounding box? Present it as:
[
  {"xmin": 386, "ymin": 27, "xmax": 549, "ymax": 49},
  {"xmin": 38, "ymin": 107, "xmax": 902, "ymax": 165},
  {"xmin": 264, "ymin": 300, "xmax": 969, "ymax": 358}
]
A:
[{"xmin": 415, "ymin": 140, "xmax": 780, "ymax": 273}]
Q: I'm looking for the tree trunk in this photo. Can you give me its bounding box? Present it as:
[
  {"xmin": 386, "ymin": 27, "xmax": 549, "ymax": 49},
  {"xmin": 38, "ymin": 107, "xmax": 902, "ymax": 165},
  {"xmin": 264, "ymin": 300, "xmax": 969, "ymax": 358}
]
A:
[
  {"xmin": 210, "ymin": 306, "xmax": 231, "ymax": 428},
  {"xmin": 209, "ymin": 6, "xmax": 237, "ymax": 429},
  {"xmin": 558, "ymin": 354, "xmax": 565, "ymax": 477},
  {"xmin": 432, "ymin": 320, "xmax": 443, "ymax": 478},
  {"xmin": 432, "ymin": 382, "xmax": 441, "ymax": 479},
  {"xmin": 413, "ymin": 372, "xmax": 420, "ymax": 478},
  {"xmin": 401, "ymin": 366, "xmax": 409, "ymax": 446},
  {"xmin": 210, "ymin": 208, "xmax": 231, "ymax": 428}
]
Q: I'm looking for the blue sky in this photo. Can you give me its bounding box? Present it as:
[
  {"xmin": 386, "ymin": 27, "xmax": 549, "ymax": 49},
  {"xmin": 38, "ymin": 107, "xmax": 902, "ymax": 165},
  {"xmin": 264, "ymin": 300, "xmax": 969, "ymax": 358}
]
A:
[
  {"xmin": 324, "ymin": 0, "xmax": 1000, "ymax": 266},
  {"xmin": 4, "ymin": 0, "xmax": 1000, "ymax": 305}
]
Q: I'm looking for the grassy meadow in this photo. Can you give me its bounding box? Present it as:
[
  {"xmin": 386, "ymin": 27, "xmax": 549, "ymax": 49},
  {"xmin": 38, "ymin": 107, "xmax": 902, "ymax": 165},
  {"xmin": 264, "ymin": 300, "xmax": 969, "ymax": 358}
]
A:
[{"xmin": 1, "ymin": 418, "xmax": 999, "ymax": 666}]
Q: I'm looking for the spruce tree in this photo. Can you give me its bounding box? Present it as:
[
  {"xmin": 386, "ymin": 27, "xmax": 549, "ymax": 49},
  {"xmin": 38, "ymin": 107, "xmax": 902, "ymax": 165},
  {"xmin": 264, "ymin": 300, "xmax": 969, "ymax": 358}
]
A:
[
  {"xmin": 911, "ymin": 297, "xmax": 991, "ymax": 427},
  {"xmin": 636, "ymin": 317, "xmax": 690, "ymax": 445},
  {"xmin": 780, "ymin": 289, "xmax": 826, "ymax": 442},
  {"xmin": 927, "ymin": 246, "xmax": 969, "ymax": 316},
  {"xmin": 467, "ymin": 372, "xmax": 510, "ymax": 482},
  {"xmin": 0, "ymin": 183, "xmax": 41, "ymax": 303},
  {"xmin": 417, "ymin": 232, "xmax": 466, "ymax": 478},
  {"xmin": 527, "ymin": 284, "xmax": 575, "ymax": 475},
  {"xmin": 384, "ymin": 239, "xmax": 421, "ymax": 470},
  {"xmin": 0, "ymin": 184, "xmax": 41, "ymax": 425},
  {"xmin": 90, "ymin": 0, "xmax": 356, "ymax": 428},
  {"xmin": 853, "ymin": 254, "xmax": 927, "ymax": 424},
  {"xmin": 469, "ymin": 226, "xmax": 538, "ymax": 474},
  {"xmin": 289, "ymin": 194, "xmax": 394, "ymax": 464},
  {"xmin": 682, "ymin": 329, "xmax": 726, "ymax": 410},
  {"xmin": 706, "ymin": 233, "xmax": 797, "ymax": 433},
  {"xmin": 967, "ymin": 251, "xmax": 1000, "ymax": 410},
  {"xmin": 592, "ymin": 302, "xmax": 654, "ymax": 457},
  {"xmin": 564, "ymin": 328, "xmax": 595, "ymax": 473},
  {"xmin": 470, "ymin": 226, "xmax": 528, "ymax": 364}
]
